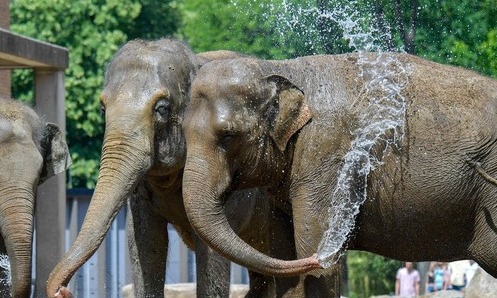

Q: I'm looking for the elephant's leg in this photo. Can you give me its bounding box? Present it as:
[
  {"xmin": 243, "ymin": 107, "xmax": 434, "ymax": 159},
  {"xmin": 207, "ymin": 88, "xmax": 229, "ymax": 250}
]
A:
[
  {"xmin": 194, "ymin": 235, "xmax": 230, "ymax": 297},
  {"xmin": 245, "ymin": 270, "xmax": 275, "ymax": 298},
  {"xmin": 290, "ymin": 184, "xmax": 342, "ymax": 297},
  {"xmin": 278, "ymin": 263, "xmax": 341, "ymax": 298},
  {"xmin": 267, "ymin": 204, "xmax": 299, "ymax": 297},
  {"xmin": 469, "ymin": 199, "xmax": 497, "ymax": 278},
  {"xmin": 303, "ymin": 263, "xmax": 341, "ymax": 297},
  {"xmin": 127, "ymin": 195, "xmax": 168, "ymax": 297}
]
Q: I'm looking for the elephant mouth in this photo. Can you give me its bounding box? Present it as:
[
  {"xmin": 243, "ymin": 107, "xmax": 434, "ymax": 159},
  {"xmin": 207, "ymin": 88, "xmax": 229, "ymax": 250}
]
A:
[
  {"xmin": 146, "ymin": 169, "xmax": 182, "ymax": 190},
  {"xmin": 147, "ymin": 164, "xmax": 181, "ymax": 177},
  {"xmin": 147, "ymin": 152, "xmax": 186, "ymax": 175}
]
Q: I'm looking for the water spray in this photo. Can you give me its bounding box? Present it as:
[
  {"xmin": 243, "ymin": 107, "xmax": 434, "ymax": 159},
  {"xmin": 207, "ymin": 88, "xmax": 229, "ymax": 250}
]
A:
[
  {"xmin": 0, "ymin": 254, "xmax": 11, "ymax": 288},
  {"xmin": 230, "ymin": 0, "xmax": 411, "ymax": 268},
  {"xmin": 267, "ymin": 0, "xmax": 410, "ymax": 267}
]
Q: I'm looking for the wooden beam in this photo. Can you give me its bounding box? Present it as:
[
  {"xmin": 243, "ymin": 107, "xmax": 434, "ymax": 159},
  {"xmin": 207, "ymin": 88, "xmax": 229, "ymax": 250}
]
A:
[{"xmin": 0, "ymin": 28, "xmax": 68, "ymax": 69}]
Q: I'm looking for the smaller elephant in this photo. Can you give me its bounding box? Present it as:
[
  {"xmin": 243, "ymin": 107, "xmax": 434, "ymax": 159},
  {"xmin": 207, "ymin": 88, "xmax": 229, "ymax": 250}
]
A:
[
  {"xmin": 0, "ymin": 98, "xmax": 71, "ymax": 298},
  {"xmin": 181, "ymin": 52, "xmax": 497, "ymax": 294}
]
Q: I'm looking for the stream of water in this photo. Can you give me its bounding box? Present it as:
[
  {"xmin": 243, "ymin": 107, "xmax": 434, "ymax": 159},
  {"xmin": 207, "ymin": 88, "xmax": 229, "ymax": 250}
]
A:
[
  {"xmin": 316, "ymin": 52, "xmax": 410, "ymax": 267},
  {"xmin": 266, "ymin": 0, "xmax": 410, "ymax": 267},
  {"xmin": 230, "ymin": 0, "xmax": 410, "ymax": 267},
  {"xmin": 0, "ymin": 254, "xmax": 11, "ymax": 287}
]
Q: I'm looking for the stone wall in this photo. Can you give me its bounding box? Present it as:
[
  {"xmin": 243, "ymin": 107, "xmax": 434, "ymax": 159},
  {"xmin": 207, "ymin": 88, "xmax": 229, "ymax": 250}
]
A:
[
  {"xmin": 122, "ymin": 283, "xmax": 249, "ymax": 298},
  {"xmin": 464, "ymin": 267, "xmax": 497, "ymax": 298}
]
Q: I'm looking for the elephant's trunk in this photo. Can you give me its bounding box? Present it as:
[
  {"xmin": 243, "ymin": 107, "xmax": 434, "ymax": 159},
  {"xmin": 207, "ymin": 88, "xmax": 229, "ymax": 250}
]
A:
[
  {"xmin": 183, "ymin": 152, "xmax": 321, "ymax": 277},
  {"xmin": 47, "ymin": 137, "xmax": 150, "ymax": 296},
  {"xmin": 0, "ymin": 181, "xmax": 35, "ymax": 298}
]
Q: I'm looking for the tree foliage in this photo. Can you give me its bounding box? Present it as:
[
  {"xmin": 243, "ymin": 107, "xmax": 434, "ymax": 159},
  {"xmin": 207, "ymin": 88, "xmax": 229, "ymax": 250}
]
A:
[
  {"xmin": 347, "ymin": 251, "xmax": 402, "ymax": 298},
  {"xmin": 178, "ymin": 0, "xmax": 364, "ymax": 58},
  {"xmin": 10, "ymin": 0, "xmax": 180, "ymax": 188},
  {"xmin": 415, "ymin": 0, "xmax": 497, "ymax": 77},
  {"xmin": 178, "ymin": 0, "xmax": 289, "ymax": 59}
]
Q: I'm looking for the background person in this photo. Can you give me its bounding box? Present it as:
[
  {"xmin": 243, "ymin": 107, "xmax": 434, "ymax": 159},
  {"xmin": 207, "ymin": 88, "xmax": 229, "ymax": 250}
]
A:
[
  {"xmin": 395, "ymin": 262, "xmax": 420, "ymax": 297},
  {"xmin": 442, "ymin": 262, "xmax": 451, "ymax": 290},
  {"xmin": 425, "ymin": 262, "xmax": 437, "ymax": 293},
  {"xmin": 432, "ymin": 262, "xmax": 446, "ymax": 291},
  {"xmin": 448, "ymin": 260, "xmax": 470, "ymax": 291}
]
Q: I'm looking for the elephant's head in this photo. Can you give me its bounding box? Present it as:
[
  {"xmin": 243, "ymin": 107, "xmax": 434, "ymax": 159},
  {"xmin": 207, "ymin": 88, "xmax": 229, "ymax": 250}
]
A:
[
  {"xmin": 0, "ymin": 98, "xmax": 70, "ymax": 297},
  {"xmin": 46, "ymin": 39, "xmax": 242, "ymax": 296},
  {"xmin": 182, "ymin": 59, "xmax": 320, "ymax": 277}
]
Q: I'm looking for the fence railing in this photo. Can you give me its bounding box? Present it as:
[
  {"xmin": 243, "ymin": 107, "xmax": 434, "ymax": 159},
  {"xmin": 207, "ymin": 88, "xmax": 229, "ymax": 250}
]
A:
[{"xmin": 34, "ymin": 188, "xmax": 248, "ymax": 298}]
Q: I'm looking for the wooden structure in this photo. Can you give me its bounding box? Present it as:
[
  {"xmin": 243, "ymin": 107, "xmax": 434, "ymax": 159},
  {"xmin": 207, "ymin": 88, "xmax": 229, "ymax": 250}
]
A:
[{"xmin": 0, "ymin": 5, "xmax": 69, "ymax": 296}]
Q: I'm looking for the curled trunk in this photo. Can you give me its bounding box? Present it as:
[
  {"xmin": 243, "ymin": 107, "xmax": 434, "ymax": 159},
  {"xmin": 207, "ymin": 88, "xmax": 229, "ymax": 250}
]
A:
[
  {"xmin": 47, "ymin": 139, "xmax": 150, "ymax": 296},
  {"xmin": 0, "ymin": 181, "xmax": 35, "ymax": 298},
  {"xmin": 183, "ymin": 154, "xmax": 321, "ymax": 277}
]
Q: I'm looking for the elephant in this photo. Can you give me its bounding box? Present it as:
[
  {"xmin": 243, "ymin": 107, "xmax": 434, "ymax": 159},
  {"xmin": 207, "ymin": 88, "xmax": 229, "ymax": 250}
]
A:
[
  {"xmin": 181, "ymin": 51, "xmax": 497, "ymax": 295},
  {"xmin": 46, "ymin": 38, "xmax": 305, "ymax": 298},
  {"xmin": 0, "ymin": 98, "xmax": 70, "ymax": 298}
]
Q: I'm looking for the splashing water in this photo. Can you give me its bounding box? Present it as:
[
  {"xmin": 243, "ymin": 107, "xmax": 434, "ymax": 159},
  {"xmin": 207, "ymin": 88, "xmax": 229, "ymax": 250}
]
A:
[
  {"xmin": 270, "ymin": 0, "xmax": 410, "ymax": 267},
  {"xmin": 316, "ymin": 54, "xmax": 411, "ymax": 267},
  {"xmin": 0, "ymin": 254, "xmax": 11, "ymax": 288},
  {"xmin": 275, "ymin": 0, "xmax": 393, "ymax": 53},
  {"xmin": 271, "ymin": 1, "xmax": 411, "ymax": 267},
  {"xmin": 229, "ymin": 0, "xmax": 410, "ymax": 267}
]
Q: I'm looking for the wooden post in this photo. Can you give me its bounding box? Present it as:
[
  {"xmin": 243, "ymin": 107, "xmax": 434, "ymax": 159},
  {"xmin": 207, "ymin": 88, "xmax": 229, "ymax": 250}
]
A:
[{"xmin": 34, "ymin": 70, "xmax": 67, "ymax": 298}]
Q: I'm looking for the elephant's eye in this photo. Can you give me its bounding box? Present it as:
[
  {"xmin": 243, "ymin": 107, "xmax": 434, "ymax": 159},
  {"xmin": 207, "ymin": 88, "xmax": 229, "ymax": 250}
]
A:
[
  {"xmin": 219, "ymin": 125, "xmax": 238, "ymax": 148},
  {"xmin": 155, "ymin": 99, "xmax": 170, "ymax": 117},
  {"xmin": 100, "ymin": 105, "xmax": 106, "ymax": 117},
  {"xmin": 220, "ymin": 133, "xmax": 236, "ymax": 148}
]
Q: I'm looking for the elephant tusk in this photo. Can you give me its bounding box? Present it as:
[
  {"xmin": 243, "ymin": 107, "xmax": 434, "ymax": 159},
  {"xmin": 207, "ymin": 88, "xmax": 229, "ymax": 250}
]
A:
[{"xmin": 473, "ymin": 162, "xmax": 497, "ymax": 186}]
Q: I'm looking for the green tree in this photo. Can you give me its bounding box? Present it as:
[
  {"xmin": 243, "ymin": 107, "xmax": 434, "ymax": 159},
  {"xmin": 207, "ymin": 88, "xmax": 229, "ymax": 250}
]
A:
[
  {"xmin": 126, "ymin": 0, "xmax": 181, "ymax": 40},
  {"xmin": 10, "ymin": 0, "xmax": 180, "ymax": 188},
  {"xmin": 347, "ymin": 251, "xmax": 402, "ymax": 298},
  {"xmin": 363, "ymin": 0, "xmax": 497, "ymax": 77},
  {"xmin": 178, "ymin": 0, "xmax": 288, "ymax": 59},
  {"xmin": 415, "ymin": 0, "xmax": 497, "ymax": 77},
  {"xmin": 177, "ymin": 0, "xmax": 415, "ymax": 59}
]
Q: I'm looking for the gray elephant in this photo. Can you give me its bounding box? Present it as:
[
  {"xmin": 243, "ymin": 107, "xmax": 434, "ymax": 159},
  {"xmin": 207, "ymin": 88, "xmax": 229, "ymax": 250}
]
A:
[
  {"xmin": 181, "ymin": 52, "xmax": 497, "ymax": 294},
  {"xmin": 0, "ymin": 98, "xmax": 70, "ymax": 298},
  {"xmin": 47, "ymin": 39, "xmax": 303, "ymax": 298}
]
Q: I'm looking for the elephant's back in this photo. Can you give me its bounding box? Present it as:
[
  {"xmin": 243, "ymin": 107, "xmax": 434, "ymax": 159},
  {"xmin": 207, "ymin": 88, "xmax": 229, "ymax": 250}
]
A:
[
  {"xmin": 403, "ymin": 56, "xmax": 497, "ymax": 158},
  {"xmin": 354, "ymin": 57, "xmax": 497, "ymax": 259},
  {"xmin": 406, "ymin": 54, "xmax": 497, "ymax": 112}
]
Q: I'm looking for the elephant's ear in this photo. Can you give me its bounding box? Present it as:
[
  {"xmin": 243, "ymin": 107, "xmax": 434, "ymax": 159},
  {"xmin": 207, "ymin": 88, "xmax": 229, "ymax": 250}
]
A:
[
  {"xmin": 39, "ymin": 122, "xmax": 72, "ymax": 185},
  {"xmin": 265, "ymin": 75, "xmax": 312, "ymax": 152}
]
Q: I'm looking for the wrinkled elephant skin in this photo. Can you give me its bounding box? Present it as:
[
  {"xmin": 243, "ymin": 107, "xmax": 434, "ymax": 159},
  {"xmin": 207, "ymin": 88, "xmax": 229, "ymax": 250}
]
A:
[
  {"xmin": 47, "ymin": 39, "xmax": 307, "ymax": 298},
  {"xmin": 182, "ymin": 52, "xmax": 497, "ymax": 283},
  {"xmin": 0, "ymin": 98, "xmax": 70, "ymax": 298}
]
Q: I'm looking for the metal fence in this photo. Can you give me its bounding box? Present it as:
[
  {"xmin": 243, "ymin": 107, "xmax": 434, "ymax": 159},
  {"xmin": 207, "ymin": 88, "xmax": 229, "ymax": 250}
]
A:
[{"xmin": 35, "ymin": 188, "xmax": 249, "ymax": 298}]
